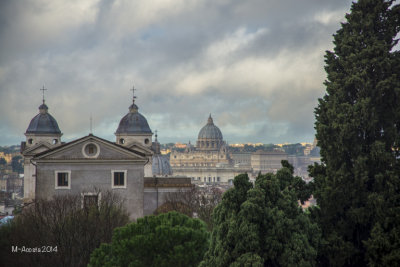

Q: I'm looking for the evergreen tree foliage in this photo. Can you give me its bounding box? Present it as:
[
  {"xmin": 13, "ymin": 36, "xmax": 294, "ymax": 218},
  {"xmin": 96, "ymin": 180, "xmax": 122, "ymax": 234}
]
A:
[
  {"xmin": 11, "ymin": 155, "xmax": 23, "ymax": 173},
  {"xmin": 200, "ymin": 162, "xmax": 320, "ymax": 267},
  {"xmin": 310, "ymin": 0, "xmax": 400, "ymax": 265},
  {"xmin": 88, "ymin": 211, "xmax": 209, "ymax": 267}
]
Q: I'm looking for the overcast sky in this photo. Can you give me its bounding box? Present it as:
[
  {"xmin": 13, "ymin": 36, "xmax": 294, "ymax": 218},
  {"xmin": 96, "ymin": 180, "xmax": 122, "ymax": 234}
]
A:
[{"xmin": 0, "ymin": 0, "xmax": 355, "ymax": 146}]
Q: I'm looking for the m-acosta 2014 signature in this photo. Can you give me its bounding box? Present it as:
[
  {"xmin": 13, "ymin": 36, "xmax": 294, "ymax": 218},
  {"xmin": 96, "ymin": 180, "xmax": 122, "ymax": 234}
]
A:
[{"xmin": 11, "ymin": 245, "xmax": 58, "ymax": 253}]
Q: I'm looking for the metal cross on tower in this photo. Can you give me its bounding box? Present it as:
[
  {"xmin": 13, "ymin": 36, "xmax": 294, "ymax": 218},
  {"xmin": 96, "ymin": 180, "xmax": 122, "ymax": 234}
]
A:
[
  {"xmin": 40, "ymin": 85, "xmax": 47, "ymax": 104},
  {"xmin": 130, "ymin": 85, "xmax": 137, "ymax": 103}
]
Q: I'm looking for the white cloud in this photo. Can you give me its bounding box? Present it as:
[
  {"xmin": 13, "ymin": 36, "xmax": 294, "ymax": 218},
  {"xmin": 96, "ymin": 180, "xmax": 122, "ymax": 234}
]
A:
[
  {"xmin": 205, "ymin": 27, "xmax": 268, "ymax": 61},
  {"xmin": 313, "ymin": 9, "xmax": 346, "ymax": 26},
  {"xmin": 174, "ymin": 46, "xmax": 325, "ymax": 100},
  {"xmin": 101, "ymin": 0, "xmax": 201, "ymax": 39},
  {"xmin": 2, "ymin": 0, "xmax": 98, "ymax": 50}
]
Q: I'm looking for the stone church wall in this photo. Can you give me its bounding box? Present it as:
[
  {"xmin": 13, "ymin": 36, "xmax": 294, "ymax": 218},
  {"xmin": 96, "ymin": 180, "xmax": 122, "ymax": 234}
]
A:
[{"xmin": 35, "ymin": 162, "xmax": 144, "ymax": 220}]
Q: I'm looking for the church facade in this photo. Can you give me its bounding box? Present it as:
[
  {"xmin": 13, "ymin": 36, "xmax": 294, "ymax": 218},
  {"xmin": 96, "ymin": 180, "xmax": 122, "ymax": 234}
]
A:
[{"xmin": 22, "ymin": 93, "xmax": 190, "ymax": 220}]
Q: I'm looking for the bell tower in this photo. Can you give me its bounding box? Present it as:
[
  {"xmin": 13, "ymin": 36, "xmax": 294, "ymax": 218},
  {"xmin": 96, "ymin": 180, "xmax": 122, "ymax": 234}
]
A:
[
  {"xmin": 22, "ymin": 86, "xmax": 63, "ymax": 201},
  {"xmin": 115, "ymin": 85, "xmax": 153, "ymax": 147},
  {"xmin": 24, "ymin": 86, "xmax": 62, "ymax": 147}
]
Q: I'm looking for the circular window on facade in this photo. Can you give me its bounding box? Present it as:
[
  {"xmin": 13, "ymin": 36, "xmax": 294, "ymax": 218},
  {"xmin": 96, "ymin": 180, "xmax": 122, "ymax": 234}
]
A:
[
  {"xmin": 28, "ymin": 138, "xmax": 33, "ymax": 144},
  {"xmin": 120, "ymin": 138, "xmax": 125, "ymax": 144},
  {"xmin": 82, "ymin": 143, "xmax": 100, "ymax": 158},
  {"xmin": 53, "ymin": 139, "xmax": 58, "ymax": 145},
  {"xmin": 144, "ymin": 138, "xmax": 150, "ymax": 145}
]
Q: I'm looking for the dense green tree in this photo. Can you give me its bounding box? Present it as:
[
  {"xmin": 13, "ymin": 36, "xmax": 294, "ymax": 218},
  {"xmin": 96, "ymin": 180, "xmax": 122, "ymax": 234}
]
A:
[
  {"xmin": 0, "ymin": 158, "xmax": 6, "ymax": 166},
  {"xmin": 0, "ymin": 145, "xmax": 19, "ymax": 154},
  {"xmin": 282, "ymin": 143, "xmax": 305, "ymax": 156},
  {"xmin": 88, "ymin": 211, "xmax": 209, "ymax": 267},
  {"xmin": 200, "ymin": 162, "xmax": 320, "ymax": 267},
  {"xmin": 310, "ymin": 0, "xmax": 400, "ymax": 265},
  {"xmin": 11, "ymin": 155, "xmax": 23, "ymax": 173}
]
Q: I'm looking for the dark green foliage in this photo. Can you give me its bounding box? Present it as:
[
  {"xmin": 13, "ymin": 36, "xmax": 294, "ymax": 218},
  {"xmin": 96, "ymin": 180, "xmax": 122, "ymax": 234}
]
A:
[
  {"xmin": 88, "ymin": 211, "xmax": 209, "ymax": 267},
  {"xmin": 200, "ymin": 162, "xmax": 320, "ymax": 267},
  {"xmin": 11, "ymin": 155, "xmax": 23, "ymax": 173},
  {"xmin": 282, "ymin": 143, "xmax": 306, "ymax": 156},
  {"xmin": 310, "ymin": 0, "xmax": 400, "ymax": 265},
  {"xmin": 0, "ymin": 191, "xmax": 129, "ymax": 267},
  {"xmin": 0, "ymin": 145, "xmax": 20, "ymax": 154},
  {"xmin": 0, "ymin": 158, "xmax": 6, "ymax": 166}
]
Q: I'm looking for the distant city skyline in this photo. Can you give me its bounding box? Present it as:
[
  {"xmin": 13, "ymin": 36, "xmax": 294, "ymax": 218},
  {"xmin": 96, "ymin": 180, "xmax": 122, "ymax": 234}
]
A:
[{"xmin": 0, "ymin": 0, "xmax": 354, "ymax": 146}]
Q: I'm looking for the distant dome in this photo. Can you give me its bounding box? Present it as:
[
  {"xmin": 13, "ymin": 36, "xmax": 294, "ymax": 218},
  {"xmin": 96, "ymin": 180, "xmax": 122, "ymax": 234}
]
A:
[
  {"xmin": 198, "ymin": 114, "xmax": 223, "ymax": 140},
  {"xmin": 151, "ymin": 132, "xmax": 171, "ymax": 176},
  {"xmin": 152, "ymin": 154, "xmax": 172, "ymax": 176},
  {"xmin": 26, "ymin": 103, "xmax": 61, "ymax": 134},
  {"xmin": 116, "ymin": 103, "xmax": 152, "ymax": 134}
]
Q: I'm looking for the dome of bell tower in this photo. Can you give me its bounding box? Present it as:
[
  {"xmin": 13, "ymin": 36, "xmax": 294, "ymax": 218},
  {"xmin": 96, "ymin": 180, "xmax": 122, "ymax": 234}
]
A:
[
  {"xmin": 26, "ymin": 103, "xmax": 61, "ymax": 134},
  {"xmin": 24, "ymin": 87, "xmax": 63, "ymax": 148},
  {"xmin": 115, "ymin": 86, "xmax": 153, "ymax": 147}
]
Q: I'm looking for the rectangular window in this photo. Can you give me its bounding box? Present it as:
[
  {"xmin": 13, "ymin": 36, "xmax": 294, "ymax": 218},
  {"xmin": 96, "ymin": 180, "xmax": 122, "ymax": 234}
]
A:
[
  {"xmin": 111, "ymin": 170, "xmax": 127, "ymax": 189},
  {"xmin": 81, "ymin": 192, "xmax": 101, "ymax": 209},
  {"xmin": 114, "ymin": 172, "xmax": 124, "ymax": 186},
  {"xmin": 84, "ymin": 195, "xmax": 99, "ymax": 209},
  {"xmin": 58, "ymin": 173, "xmax": 68, "ymax": 186},
  {"xmin": 55, "ymin": 171, "xmax": 71, "ymax": 189}
]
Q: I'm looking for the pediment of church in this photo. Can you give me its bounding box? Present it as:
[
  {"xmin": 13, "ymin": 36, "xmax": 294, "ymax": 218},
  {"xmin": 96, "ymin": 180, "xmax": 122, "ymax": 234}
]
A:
[
  {"xmin": 33, "ymin": 134, "xmax": 148, "ymax": 162},
  {"xmin": 22, "ymin": 142, "xmax": 54, "ymax": 156},
  {"xmin": 126, "ymin": 141, "xmax": 153, "ymax": 156}
]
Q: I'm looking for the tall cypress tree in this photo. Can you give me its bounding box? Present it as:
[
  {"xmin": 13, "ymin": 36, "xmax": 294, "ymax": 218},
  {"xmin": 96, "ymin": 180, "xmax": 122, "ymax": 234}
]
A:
[
  {"xmin": 200, "ymin": 164, "xmax": 320, "ymax": 266},
  {"xmin": 311, "ymin": 0, "xmax": 400, "ymax": 265}
]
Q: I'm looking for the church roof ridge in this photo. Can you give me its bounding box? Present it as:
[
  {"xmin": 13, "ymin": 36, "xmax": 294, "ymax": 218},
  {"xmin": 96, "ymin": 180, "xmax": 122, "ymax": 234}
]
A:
[{"xmin": 33, "ymin": 134, "xmax": 148, "ymax": 159}]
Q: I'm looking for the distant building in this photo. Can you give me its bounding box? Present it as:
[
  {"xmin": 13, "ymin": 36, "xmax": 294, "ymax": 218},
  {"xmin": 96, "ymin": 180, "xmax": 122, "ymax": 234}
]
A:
[
  {"xmin": 0, "ymin": 173, "xmax": 23, "ymax": 193},
  {"xmin": 0, "ymin": 152, "xmax": 13, "ymax": 163},
  {"xmin": 151, "ymin": 132, "xmax": 172, "ymax": 177},
  {"xmin": 170, "ymin": 115, "xmax": 288, "ymax": 183},
  {"xmin": 230, "ymin": 152, "xmax": 252, "ymax": 167},
  {"xmin": 171, "ymin": 115, "xmax": 247, "ymax": 184},
  {"xmin": 251, "ymin": 150, "xmax": 288, "ymax": 174},
  {"xmin": 174, "ymin": 143, "xmax": 187, "ymax": 149}
]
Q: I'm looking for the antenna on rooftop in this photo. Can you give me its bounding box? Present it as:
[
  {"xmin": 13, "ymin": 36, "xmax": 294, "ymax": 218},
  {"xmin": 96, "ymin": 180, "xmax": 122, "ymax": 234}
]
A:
[{"xmin": 90, "ymin": 113, "xmax": 93, "ymax": 134}]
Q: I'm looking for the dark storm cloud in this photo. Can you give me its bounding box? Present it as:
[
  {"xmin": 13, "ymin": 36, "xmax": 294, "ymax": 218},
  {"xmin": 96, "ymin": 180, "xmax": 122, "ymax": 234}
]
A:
[{"xmin": 0, "ymin": 0, "xmax": 353, "ymax": 145}]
